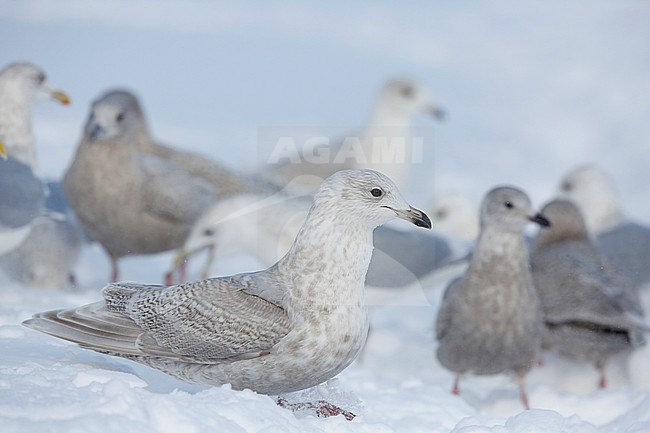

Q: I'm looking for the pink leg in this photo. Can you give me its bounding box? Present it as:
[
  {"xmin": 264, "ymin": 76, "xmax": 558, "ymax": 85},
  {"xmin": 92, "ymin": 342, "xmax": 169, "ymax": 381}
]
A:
[
  {"xmin": 597, "ymin": 361, "xmax": 607, "ymax": 389},
  {"xmin": 518, "ymin": 375, "xmax": 530, "ymax": 410},
  {"xmin": 111, "ymin": 258, "xmax": 119, "ymax": 282},
  {"xmin": 452, "ymin": 376, "xmax": 460, "ymax": 395},
  {"xmin": 276, "ymin": 398, "xmax": 355, "ymax": 421}
]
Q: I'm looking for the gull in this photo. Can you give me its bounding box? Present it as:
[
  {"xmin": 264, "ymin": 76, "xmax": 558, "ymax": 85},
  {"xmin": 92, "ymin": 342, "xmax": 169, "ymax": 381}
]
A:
[
  {"xmin": 0, "ymin": 181, "xmax": 84, "ymax": 290},
  {"xmin": 171, "ymin": 190, "xmax": 451, "ymax": 288},
  {"xmin": 265, "ymin": 79, "xmax": 445, "ymax": 193},
  {"xmin": 435, "ymin": 186, "xmax": 549, "ymax": 409},
  {"xmin": 530, "ymin": 199, "xmax": 647, "ymax": 388},
  {"xmin": 0, "ymin": 62, "xmax": 70, "ymax": 169},
  {"xmin": 24, "ymin": 169, "xmax": 431, "ymax": 416},
  {"xmin": 0, "ymin": 154, "xmax": 46, "ymax": 256},
  {"xmin": 557, "ymin": 165, "xmax": 650, "ymax": 292},
  {"xmin": 63, "ymin": 90, "xmax": 279, "ymax": 281}
]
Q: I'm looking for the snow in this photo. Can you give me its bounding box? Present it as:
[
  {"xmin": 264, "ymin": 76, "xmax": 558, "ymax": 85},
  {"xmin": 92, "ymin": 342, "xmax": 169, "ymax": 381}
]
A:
[{"xmin": 1, "ymin": 1, "xmax": 650, "ymax": 432}]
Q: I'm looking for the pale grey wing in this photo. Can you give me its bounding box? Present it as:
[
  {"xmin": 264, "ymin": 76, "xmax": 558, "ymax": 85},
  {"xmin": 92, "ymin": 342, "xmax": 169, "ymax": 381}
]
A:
[
  {"xmin": 535, "ymin": 245, "xmax": 638, "ymax": 329},
  {"xmin": 597, "ymin": 222, "xmax": 650, "ymax": 289},
  {"xmin": 150, "ymin": 142, "xmax": 281, "ymax": 198},
  {"xmin": 435, "ymin": 276, "xmax": 462, "ymax": 341},
  {"xmin": 138, "ymin": 153, "xmax": 215, "ymax": 225},
  {"xmin": 105, "ymin": 276, "xmax": 291, "ymax": 362},
  {"xmin": 0, "ymin": 157, "xmax": 45, "ymax": 228}
]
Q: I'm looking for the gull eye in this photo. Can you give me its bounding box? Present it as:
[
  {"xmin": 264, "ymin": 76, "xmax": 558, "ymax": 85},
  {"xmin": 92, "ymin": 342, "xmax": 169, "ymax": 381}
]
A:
[
  {"xmin": 371, "ymin": 188, "xmax": 384, "ymax": 198},
  {"xmin": 35, "ymin": 72, "xmax": 46, "ymax": 84},
  {"xmin": 400, "ymin": 85, "xmax": 414, "ymax": 98},
  {"xmin": 116, "ymin": 112, "xmax": 125, "ymax": 123},
  {"xmin": 203, "ymin": 228, "xmax": 215, "ymax": 237},
  {"xmin": 561, "ymin": 181, "xmax": 572, "ymax": 192},
  {"xmin": 504, "ymin": 201, "xmax": 514, "ymax": 209},
  {"xmin": 435, "ymin": 209, "xmax": 448, "ymax": 220}
]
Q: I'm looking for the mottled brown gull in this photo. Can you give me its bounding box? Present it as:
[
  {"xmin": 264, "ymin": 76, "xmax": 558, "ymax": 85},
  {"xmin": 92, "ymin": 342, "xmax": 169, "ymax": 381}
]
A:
[
  {"xmin": 531, "ymin": 199, "xmax": 647, "ymax": 388},
  {"xmin": 0, "ymin": 62, "xmax": 70, "ymax": 169},
  {"xmin": 24, "ymin": 169, "xmax": 430, "ymax": 416},
  {"xmin": 435, "ymin": 186, "xmax": 550, "ymax": 409},
  {"xmin": 63, "ymin": 90, "xmax": 279, "ymax": 281},
  {"xmin": 266, "ymin": 79, "xmax": 445, "ymax": 193}
]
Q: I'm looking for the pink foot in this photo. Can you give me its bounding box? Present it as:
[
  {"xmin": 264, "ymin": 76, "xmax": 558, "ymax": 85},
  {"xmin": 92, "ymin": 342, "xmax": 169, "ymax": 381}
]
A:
[{"xmin": 276, "ymin": 397, "xmax": 355, "ymax": 421}]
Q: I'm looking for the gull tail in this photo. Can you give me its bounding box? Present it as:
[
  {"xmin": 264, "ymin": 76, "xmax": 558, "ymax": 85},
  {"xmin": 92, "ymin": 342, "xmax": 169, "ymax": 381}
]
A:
[{"xmin": 22, "ymin": 301, "xmax": 145, "ymax": 356}]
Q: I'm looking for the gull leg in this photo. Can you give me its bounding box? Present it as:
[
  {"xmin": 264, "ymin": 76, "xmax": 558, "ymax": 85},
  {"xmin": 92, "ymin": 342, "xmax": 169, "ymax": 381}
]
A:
[
  {"xmin": 452, "ymin": 375, "xmax": 461, "ymax": 395},
  {"xmin": 276, "ymin": 397, "xmax": 355, "ymax": 421},
  {"xmin": 110, "ymin": 257, "xmax": 120, "ymax": 282},
  {"xmin": 517, "ymin": 374, "xmax": 530, "ymax": 410},
  {"xmin": 596, "ymin": 360, "xmax": 607, "ymax": 389}
]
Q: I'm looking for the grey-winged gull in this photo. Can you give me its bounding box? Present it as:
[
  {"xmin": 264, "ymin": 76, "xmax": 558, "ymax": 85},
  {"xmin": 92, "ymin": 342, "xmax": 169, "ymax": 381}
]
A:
[
  {"xmin": 0, "ymin": 155, "xmax": 46, "ymax": 255},
  {"xmin": 530, "ymin": 199, "xmax": 647, "ymax": 388},
  {"xmin": 266, "ymin": 79, "xmax": 445, "ymax": 193},
  {"xmin": 557, "ymin": 165, "xmax": 650, "ymax": 292},
  {"xmin": 63, "ymin": 89, "xmax": 279, "ymax": 281},
  {"xmin": 435, "ymin": 186, "xmax": 550, "ymax": 409},
  {"xmin": 0, "ymin": 181, "xmax": 85, "ymax": 290},
  {"xmin": 23, "ymin": 169, "xmax": 431, "ymax": 416},
  {"xmin": 0, "ymin": 62, "xmax": 70, "ymax": 169},
  {"xmin": 171, "ymin": 190, "xmax": 451, "ymax": 288}
]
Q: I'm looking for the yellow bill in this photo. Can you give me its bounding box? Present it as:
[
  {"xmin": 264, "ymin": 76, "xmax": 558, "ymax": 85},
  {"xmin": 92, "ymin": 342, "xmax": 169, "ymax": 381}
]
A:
[{"xmin": 51, "ymin": 90, "xmax": 71, "ymax": 105}]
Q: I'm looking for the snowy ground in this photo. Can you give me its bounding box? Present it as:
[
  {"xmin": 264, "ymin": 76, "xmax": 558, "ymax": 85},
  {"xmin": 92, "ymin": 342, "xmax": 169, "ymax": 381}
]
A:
[{"xmin": 1, "ymin": 1, "xmax": 650, "ymax": 432}]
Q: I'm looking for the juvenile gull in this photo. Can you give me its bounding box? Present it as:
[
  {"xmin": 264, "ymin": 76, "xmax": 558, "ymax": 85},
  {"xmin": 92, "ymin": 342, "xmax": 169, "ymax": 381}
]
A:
[
  {"xmin": 24, "ymin": 170, "xmax": 431, "ymax": 404},
  {"xmin": 172, "ymin": 191, "xmax": 451, "ymax": 287},
  {"xmin": 0, "ymin": 62, "xmax": 70, "ymax": 168},
  {"xmin": 557, "ymin": 165, "xmax": 650, "ymax": 292},
  {"xmin": 435, "ymin": 186, "xmax": 549, "ymax": 409},
  {"xmin": 266, "ymin": 79, "xmax": 445, "ymax": 192},
  {"xmin": 63, "ymin": 90, "xmax": 279, "ymax": 281},
  {"xmin": 530, "ymin": 199, "xmax": 647, "ymax": 388}
]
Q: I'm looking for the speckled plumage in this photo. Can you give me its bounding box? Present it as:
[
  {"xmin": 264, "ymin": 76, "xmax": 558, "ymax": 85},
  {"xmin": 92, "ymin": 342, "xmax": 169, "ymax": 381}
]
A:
[
  {"xmin": 63, "ymin": 90, "xmax": 279, "ymax": 280},
  {"xmin": 435, "ymin": 186, "xmax": 548, "ymax": 408},
  {"xmin": 25, "ymin": 169, "xmax": 431, "ymax": 395},
  {"xmin": 531, "ymin": 199, "xmax": 646, "ymax": 387}
]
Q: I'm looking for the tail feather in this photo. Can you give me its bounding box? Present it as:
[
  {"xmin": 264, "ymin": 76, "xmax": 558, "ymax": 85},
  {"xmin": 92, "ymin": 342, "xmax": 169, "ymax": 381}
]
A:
[{"xmin": 22, "ymin": 301, "xmax": 145, "ymax": 356}]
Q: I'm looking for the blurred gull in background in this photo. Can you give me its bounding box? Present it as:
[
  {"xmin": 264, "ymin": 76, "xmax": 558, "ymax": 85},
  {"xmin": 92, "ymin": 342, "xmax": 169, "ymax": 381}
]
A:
[
  {"xmin": 531, "ymin": 199, "xmax": 647, "ymax": 388},
  {"xmin": 435, "ymin": 186, "xmax": 549, "ymax": 409},
  {"xmin": 557, "ymin": 165, "xmax": 650, "ymax": 299},
  {"xmin": 63, "ymin": 90, "xmax": 281, "ymax": 282},
  {"xmin": 265, "ymin": 79, "xmax": 445, "ymax": 193}
]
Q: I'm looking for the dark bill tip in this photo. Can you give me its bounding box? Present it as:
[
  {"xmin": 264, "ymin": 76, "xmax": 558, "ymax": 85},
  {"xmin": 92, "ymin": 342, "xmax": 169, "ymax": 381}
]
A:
[
  {"xmin": 529, "ymin": 213, "xmax": 551, "ymax": 227},
  {"xmin": 391, "ymin": 206, "xmax": 432, "ymax": 229}
]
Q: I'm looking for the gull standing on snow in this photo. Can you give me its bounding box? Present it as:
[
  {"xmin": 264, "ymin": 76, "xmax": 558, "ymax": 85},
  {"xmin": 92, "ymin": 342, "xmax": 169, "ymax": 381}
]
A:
[
  {"xmin": 266, "ymin": 79, "xmax": 445, "ymax": 193},
  {"xmin": 530, "ymin": 199, "xmax": 647, "ymax": 388},
  {"xmin": 24, "ymin": 170, "xmax": 431, "ymax": 409},
  {"xmin": 557, "ymin": 165, "xmax": 650, "ymax": 293},
  {"xmin": 435, "ymin": 186, "xmax": 550, "ymax": 409},
  {"xmin": 0, "ymin": 62, "xmax": 70, "ymax": 169},
  {"xmin": 63, "ymin": 90, "xmax": 279, "ymax": 281}
]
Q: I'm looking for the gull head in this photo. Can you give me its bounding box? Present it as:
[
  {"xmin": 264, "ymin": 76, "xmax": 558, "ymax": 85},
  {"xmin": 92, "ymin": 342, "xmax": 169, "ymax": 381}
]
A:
[
  {"xmin": 480, "ymin": 186, "xmax": 550, "ymax": 233},
  {"xmin": 84, "ymin": 90, "xmax": 147, "ymax": 143},
  {"xmin": 378, "ymin": 79, "xmax": 446, "ymax": 120},
  {"xmin": 535, "ymin": 199, "xmax": 589, "ymax": 245},
  {"xmin": 316, "ymin": 169, "xmax": 431, "ymax": 229},
  {"xmin": 0, "ymin": 62, "xmax": 70, "ymax": 106},
  {"xmin": 556, "ymin": 164, "xmax": 621, "ymax": 232}
]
